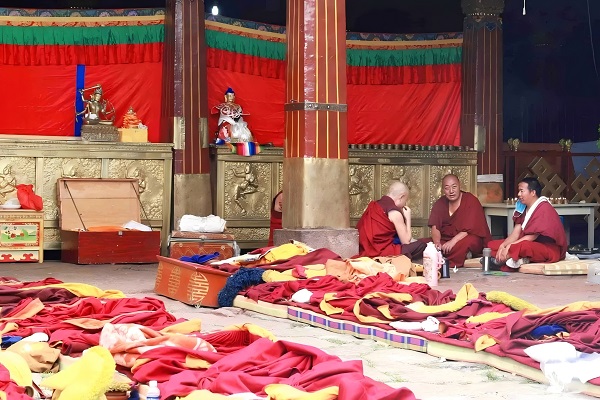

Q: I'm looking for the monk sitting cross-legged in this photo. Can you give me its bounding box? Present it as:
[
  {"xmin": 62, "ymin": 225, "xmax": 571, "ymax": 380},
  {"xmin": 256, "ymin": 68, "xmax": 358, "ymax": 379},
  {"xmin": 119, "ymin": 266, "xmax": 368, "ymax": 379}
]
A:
[
  {"xmin": 488, "ymin": 177, "xmax": 567, "ymax": 270},
  {"xmin": 421, "ymin": 174, "xmax": 491, "ymax": 268},
  {"xmin": 356, "ymin": 181, "xmax": 426, "ymax": 259}
]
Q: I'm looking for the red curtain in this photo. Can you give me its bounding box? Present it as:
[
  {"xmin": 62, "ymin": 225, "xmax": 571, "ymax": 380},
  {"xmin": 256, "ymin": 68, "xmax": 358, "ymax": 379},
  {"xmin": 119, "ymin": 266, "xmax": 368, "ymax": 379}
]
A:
[
  {"xmin": 0, "ymin": 43, "xmax": 163, "ymax": 66},
  {"xmin": 347, "ymin": 82, "xmax": 461, "ymax": 145},
  {"xmin": 0, "ymin": 65, "xmax": 76, "ymax": 135},
  {"xmin": 206, "ymin": 68, "xmax": 460, "ymax": 146},
  {"xmin": 347, "ymin": 64, "xmax": 461, "ymax": 85},
  {"xmin": 0, "ymin": 63, "xmax": 163, "ymax": 141},
  {"xmin": 85, "ymin": 63, "xmax": 163, "ymax": 142},
  {"xmin": 207, "ymin": 48, "xmax": 285, "ymax": 80}
]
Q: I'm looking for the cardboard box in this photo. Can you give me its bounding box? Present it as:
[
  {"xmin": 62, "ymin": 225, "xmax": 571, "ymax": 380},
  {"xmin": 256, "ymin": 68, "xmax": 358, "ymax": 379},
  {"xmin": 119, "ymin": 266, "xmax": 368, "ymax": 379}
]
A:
[
  {"xmin": 168, "ymin": 231, "xmax": 239, "ymax": 261},
  {"xmin": 58, "ymin": 178, "xmax": 160, "ymax": 264},
  {"xmin": 155, "ymin": 255, "xmax": 231, "ymax": 307},
  {"xmin": 118, "ymin": 128, "xmax": 148, "ymax": 143}
]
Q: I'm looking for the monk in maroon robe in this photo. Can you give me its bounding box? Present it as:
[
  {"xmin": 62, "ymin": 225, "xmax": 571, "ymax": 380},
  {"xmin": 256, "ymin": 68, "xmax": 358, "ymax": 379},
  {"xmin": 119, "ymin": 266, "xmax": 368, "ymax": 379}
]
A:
[
  {"xmin": 423, "ymin": 174, "xmax": 491, "ymax": 268},
  {"xmin": 489, "ymin": 177, "xmax": 567, "ymax": 270},
  {"xmin": 356, "ymin": 181, "xmax": 426, "ymax": 259},
  {"xmin": 268, "ymin": 191, "xmax": 283, "ymax": 247}
]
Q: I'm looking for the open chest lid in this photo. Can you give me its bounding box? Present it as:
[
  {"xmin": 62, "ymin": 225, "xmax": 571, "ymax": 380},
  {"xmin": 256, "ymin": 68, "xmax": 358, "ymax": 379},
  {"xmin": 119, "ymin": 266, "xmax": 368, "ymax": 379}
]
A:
[{"xmin": 57, "ymin": 178, "xmax": 144, "ymax": 231}]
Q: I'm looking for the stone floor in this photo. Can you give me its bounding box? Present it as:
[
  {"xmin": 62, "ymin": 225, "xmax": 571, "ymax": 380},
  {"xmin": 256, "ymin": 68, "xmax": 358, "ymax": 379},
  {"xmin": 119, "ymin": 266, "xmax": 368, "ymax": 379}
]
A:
[{"xmin": 3, "ymin": 260, "xmax": 600, "ymax": 400}]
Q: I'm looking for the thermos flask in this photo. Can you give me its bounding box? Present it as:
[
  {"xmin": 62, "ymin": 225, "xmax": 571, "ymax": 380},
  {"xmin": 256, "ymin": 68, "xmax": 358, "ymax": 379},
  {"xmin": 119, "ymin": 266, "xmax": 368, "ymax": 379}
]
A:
[{"xmin": 482, "ymin": 247, "xmax": 492, "ymax": 273}]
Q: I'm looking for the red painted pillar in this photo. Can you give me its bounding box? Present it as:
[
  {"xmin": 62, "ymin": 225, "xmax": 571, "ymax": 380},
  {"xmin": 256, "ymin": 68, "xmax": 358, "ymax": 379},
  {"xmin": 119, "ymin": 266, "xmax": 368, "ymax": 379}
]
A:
[
  {"xmin": 162, "ymin": 0, "xmax": 212, "ymax": 220},
  {"xmin": 460, "ymin": 0, "xmax": 504, "ymax": 175},
  {"xmin": 283, "ymin": 0, "xmax": 351, "ymax": 230}
]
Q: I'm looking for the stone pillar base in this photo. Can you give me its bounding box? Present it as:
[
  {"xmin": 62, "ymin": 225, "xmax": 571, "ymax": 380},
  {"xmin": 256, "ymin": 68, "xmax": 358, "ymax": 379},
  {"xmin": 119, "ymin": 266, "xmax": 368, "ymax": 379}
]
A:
[
  {"xmin": 173, "ymin": 173, "xmax": 212, "ymax": 228},
  {"xmin": 274, "ymin": 228, "xmax": 358, "ymax": 260}
]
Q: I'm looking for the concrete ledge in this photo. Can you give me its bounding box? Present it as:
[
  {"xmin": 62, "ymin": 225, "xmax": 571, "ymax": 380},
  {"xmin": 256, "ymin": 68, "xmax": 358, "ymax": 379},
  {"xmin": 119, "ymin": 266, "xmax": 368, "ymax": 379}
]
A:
[{"xmin": 274, "ymin": 228, "xmax": 359, "ymax": 259}]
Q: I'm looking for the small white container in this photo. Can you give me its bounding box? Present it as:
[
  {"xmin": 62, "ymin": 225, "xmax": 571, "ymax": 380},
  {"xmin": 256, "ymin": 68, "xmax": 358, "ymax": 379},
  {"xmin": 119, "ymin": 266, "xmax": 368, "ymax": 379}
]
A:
[{"xmin": 587, "ymin": 262, "xmax": 600, "ymax": 284}]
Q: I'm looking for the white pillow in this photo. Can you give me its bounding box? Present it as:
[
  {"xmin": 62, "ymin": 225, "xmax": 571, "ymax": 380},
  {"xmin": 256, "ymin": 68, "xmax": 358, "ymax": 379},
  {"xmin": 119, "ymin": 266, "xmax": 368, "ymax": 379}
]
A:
[{"xmin": 524, "ymin": 342, "xmax": 577, "ymax": 363}]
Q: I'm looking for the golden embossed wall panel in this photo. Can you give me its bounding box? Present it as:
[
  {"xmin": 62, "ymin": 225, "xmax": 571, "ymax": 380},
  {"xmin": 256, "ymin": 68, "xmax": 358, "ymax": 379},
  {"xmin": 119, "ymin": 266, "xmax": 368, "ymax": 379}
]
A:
[
  {"xmin": 42, "ymin": 158, "xmax": 102, "ymax": 220},
  {"xmin": 0, "ymin": 139, "xmax": 173, "ymax": 252},
  {"xmin": 223, "ymin": 162, "xmax": 272, "ymax": 219},
  {"xmin": 213, "ymin": 147, "xmax": 477, "ymax": 249},
  {"xmin": 381, "ymin": 165, "xmax": 426, "ymax": 218},
  {"xmin": 107, "ymin": 159, "xmax": 165, "ymax": 220},
  {"xmin": 0, "ymin": 157, "xmax": 36, "ymax": 203},
  {"xmin": 349, "ymin": 165, "xmax": 375, "ymax": 218}
]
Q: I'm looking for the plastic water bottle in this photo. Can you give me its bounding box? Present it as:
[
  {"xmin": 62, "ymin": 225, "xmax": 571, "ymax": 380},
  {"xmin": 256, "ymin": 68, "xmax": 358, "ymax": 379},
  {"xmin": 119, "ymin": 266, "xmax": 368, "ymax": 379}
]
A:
[
  {"xmin": 423, "ymin": 242, "xmax": 441, "ymax": 286},
  {"xmin": 146, "ymin": 380, "xmax": 160, "ymax": 400}
]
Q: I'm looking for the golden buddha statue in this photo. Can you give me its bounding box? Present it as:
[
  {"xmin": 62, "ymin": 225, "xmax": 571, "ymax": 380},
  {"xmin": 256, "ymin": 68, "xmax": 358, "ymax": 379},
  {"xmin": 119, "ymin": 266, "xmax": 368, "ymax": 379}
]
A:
[{"xmin": 76, "ymin": 85, "xmax": 115, "ymax": 125}]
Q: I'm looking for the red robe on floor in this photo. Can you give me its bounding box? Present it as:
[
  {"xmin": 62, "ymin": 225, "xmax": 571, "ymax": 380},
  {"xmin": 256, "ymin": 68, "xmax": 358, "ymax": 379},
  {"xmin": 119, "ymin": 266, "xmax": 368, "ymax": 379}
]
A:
[
  {"xmin": 489, "ymin": 200, "xmax": 567, "ymax": 263},
  {"xmin": 356, "ymin": 199, "xmax": 401, "ymax": 257},
  {"xmin": 424, "ymin": 191, "xmax": 491, "ymax": 267}
]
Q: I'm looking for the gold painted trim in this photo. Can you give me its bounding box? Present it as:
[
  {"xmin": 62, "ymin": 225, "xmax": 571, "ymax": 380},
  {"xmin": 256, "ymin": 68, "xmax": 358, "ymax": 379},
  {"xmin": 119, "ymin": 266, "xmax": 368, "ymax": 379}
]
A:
[
  {"xmin": 205, "ymin": 20, "xmax": 286, "ymax": 40},
  {"xmin": 346, "ymin": 39, "xmax": 464, "ymax": 48},
  {"xmin": 0, "ymin": 16, "xmax": 165, "ymax": 23},
  {"xmin": 173, "ymin": 116, "xmax": 185, "ymax": 150}
]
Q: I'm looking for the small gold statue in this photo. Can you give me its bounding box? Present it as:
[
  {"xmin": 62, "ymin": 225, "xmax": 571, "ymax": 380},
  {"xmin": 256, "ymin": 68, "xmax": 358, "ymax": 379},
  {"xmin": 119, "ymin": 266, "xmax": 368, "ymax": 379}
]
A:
[{"xmin": 76, "ymin": 85, "xmax": 115, "ymax": 125}]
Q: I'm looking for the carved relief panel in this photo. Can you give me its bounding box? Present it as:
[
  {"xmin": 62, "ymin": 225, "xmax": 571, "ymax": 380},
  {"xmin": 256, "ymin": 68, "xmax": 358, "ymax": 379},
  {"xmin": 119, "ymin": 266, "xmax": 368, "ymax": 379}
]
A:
[
  {"xmin": 381, "ymin": 165, "xmax": 426, "ymax": 218},
  {"xmin": 108, "ymin": 160, "xmax": 165, "ymax": 220},
  {"xmin": 42, "ymin": 158, "xmax": 102, "ymax": 220},
  {"xmin": 0, "ymin": 157, "xmax": 36, "ymax": 203},
  {"xmin": 349, "ymin": 165, "xmax": 375, "ymax": 218},
  {"xmin": 223, "ymin": 162, "xmax": 271, "ymax": 219}
]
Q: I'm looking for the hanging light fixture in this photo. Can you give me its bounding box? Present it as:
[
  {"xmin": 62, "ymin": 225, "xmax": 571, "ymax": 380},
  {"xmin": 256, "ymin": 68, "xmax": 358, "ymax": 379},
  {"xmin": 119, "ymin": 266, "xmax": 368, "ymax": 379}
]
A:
[
  {"xmin": 212, "ymin": 4, "xmax": 219, "ymax": 16},
  {"xmin": 523, "ymin": 0, "xmax": 526, "ymax": 15}
]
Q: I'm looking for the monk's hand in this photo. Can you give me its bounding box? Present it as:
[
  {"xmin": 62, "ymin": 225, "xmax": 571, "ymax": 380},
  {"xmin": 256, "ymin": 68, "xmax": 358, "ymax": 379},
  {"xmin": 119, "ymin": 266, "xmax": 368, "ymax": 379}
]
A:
[
  {"xmin": 496, "ymin": 244, "xmax": 510, "ymax": 263},
  {"xmin": 434, "ymin": 242, "xmax": 442, "ymax": 251},
  {"xmin": 402, "ymin": 206, "xmax": 412, "ymax": 217},
  {"xmin": 441, "ymin": 240, "xmax": 455, "ymax": 253}
]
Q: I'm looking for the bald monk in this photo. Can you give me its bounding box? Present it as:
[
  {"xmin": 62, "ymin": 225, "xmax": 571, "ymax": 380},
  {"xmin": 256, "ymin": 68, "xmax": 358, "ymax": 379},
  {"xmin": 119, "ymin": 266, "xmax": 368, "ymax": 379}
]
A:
[
  {"xmin": 423, "ymin": 174, "xmax": 491, "ymax": 268},
  {"xmin": 356, "ymin": 181, "xmax": 426, "ymax": 259}
]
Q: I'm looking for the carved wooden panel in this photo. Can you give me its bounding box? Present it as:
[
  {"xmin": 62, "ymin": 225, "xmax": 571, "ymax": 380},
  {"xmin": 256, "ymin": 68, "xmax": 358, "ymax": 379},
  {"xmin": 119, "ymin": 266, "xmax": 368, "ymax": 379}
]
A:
[{"xmin": 349, "ymin": 165, "xmax": 375, "ymax": 218}]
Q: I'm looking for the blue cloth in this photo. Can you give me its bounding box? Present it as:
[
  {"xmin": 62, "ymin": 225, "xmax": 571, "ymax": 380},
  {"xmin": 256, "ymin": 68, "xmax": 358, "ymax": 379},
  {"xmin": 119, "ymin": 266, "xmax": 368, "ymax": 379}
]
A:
[
  {"xmin": 179, "ymin": 252, "xmax": 220, "ymax": 264},
  {"xmin": 218, "ymin": 268, "xmax": 265, "ymax": 307},
  {"xmin": 530, "ymin": 324, "xmax": 568, "ymax": 339},
  {"xmin": 393, "ymin": 235, "xmax": 401, "ymax": 244},
  {"xmin": 1, "ymin": 336, "xmax": 22, "ymax": 348}
]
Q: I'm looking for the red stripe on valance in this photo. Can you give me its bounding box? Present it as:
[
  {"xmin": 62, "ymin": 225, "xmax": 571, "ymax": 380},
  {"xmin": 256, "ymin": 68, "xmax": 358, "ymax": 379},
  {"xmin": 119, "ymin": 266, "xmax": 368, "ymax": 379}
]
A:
[
  {"xmin": 347, "ymin": 63, "xmax": 461, "ymax": 85},
  {"xmin": 0, "ymin": 43, "xmax": 163, "ymax": 66},
  {"xmin": 207, "ymin": 47, "xmax": 285, "ymax": 80}
]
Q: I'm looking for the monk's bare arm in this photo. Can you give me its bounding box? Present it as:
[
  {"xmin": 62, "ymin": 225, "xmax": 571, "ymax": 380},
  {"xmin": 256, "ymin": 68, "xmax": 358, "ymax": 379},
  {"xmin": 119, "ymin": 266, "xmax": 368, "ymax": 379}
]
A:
[
  {"xmin": 431, "ymin": 225, "xmax": 442, "ymax": 249},
  {"xmin": 389, "ymin": 210, "xmax": 412, "ymax": 244}
]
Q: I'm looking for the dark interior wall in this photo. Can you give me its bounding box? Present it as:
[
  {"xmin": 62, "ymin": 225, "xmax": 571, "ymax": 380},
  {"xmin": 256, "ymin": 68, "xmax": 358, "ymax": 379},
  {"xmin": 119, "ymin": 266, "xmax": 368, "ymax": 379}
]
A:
[{"xmin": 504, "ymin": 0, "xmax": 600, "ymax": 143}]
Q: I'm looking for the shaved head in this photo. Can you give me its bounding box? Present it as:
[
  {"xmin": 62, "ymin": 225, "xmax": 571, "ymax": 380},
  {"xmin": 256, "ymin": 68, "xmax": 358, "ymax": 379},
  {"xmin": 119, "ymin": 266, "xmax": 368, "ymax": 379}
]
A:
[
  {"xmin": 442, "ymin": 174, "xmax": 460, "ymax": 187},
  {"xmin": 387, "ymin": 181, "xmax": 408, "ymax": 198}
]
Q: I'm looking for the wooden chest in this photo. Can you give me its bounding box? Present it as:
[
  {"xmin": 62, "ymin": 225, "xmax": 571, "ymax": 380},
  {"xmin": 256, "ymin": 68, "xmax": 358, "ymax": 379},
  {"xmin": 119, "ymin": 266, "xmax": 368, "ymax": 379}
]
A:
[
  {"xmin": 0, "ymin": 209, "xmax": 44, "ymax": 263},
  {"xmin": 168, "ymin": 231, "xmax": 238, "ymax": 261},
  {"xmin": 58, "ymin": 178, "xmax": 161, "ymax": 264},
  {"xmin": 154, "ymin": 256, "xmax": 231, "ymax": 307}
]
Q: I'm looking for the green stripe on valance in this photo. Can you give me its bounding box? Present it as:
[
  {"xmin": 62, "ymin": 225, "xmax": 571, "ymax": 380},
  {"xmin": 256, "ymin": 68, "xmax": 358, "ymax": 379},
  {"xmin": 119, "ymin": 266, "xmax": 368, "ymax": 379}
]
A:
[
  {"xmin": 205, "ymin": 29, "xmax": 286, "ymax": 60},
  {"xmin": 0, "ymin": 24, "xmax": 164, "ymax": 45},
  {"xmin": 347, "ymin": 47, "xmax": 462, "ymax": 67}
]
